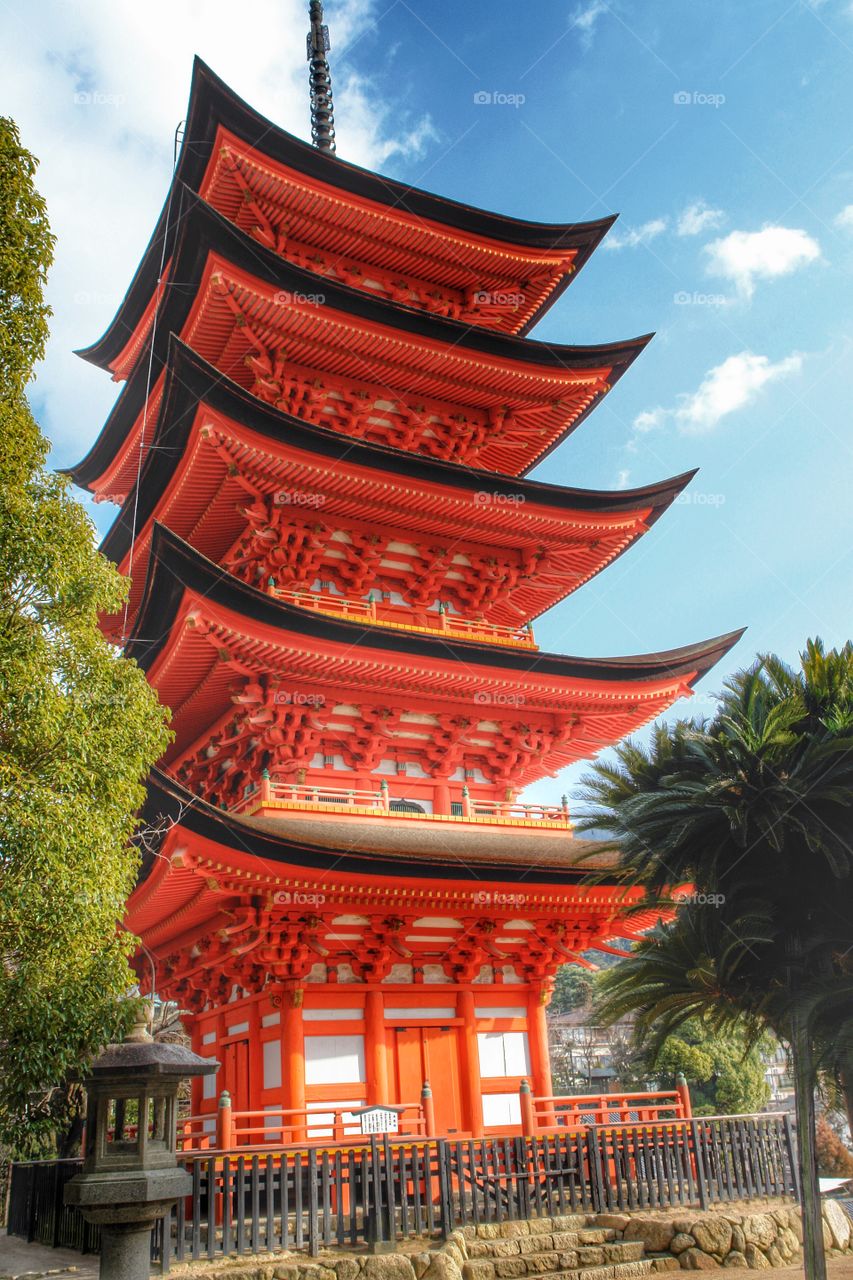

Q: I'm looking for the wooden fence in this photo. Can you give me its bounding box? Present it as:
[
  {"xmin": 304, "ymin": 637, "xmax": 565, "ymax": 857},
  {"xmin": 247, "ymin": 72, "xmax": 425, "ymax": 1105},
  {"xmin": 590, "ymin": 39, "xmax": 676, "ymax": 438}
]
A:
[{"xmin": 8, "ymin": 1115, "xmax": 799, "ymax": 1270}]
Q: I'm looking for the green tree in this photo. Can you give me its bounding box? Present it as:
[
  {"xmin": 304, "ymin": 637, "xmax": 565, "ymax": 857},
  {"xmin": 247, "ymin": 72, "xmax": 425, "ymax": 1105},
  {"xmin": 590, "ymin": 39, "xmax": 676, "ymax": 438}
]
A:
[
  {"xmin": 0, "ymin": 118, "xmax": 171, "ymax": 1156},
  {"xmin": 580, "ymin": 640, "xmax": 853, "ymax": 1280},
  {"xmin": 549, "ymin": 963, "xmax": 595, "ymax": 1014},
  {"xmin": 649, "ymin": 1019, "xmax": 771, "ymax": 1115}
]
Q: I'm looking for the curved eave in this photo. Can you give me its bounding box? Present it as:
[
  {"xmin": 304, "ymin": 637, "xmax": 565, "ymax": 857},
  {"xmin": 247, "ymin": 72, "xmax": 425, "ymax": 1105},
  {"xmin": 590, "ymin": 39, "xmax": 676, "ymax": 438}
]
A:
[
  {"xmin": 136, "ymin": 767, "xmax": 618, "ymax": 887},
  {"xmin": 80, "ymin": 56, "xmax": 618, "ymax": 371},
  {"xmin": 97, "ymin": 339, "xmax": 694, "ymax": 571},
  {"xmin": 76, "ymin": 187, "xmax": 649, "ymax": 381},
  {"xmin": 128, "ymin": 523, "xmax": 744, "ymax": 687}
]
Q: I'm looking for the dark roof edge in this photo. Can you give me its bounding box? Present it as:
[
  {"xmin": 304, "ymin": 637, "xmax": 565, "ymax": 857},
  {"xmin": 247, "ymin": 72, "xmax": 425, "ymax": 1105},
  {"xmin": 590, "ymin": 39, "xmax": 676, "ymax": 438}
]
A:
[
  {"xmin": 138, "ymin": 766, "xmax": 603, "ymax": 886},
  {"xmin": 128, "ymin": 522, "xmax": 745, "ymax": 686},
  {"xmin": 78, "ymin": 55, "xmax": 618, "ymax": 373},
  {"xmin": 95, "ymin": 338, "xmax": 694, "ymax": 563}
]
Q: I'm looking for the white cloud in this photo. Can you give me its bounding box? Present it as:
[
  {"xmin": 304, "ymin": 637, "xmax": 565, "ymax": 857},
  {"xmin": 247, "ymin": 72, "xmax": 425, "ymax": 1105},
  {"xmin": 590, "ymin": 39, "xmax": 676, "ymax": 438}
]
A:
[
  {"xmin": 0, "ymin": 0, "xmax": 437, "ymax": 486},
  {"xmin": 677, "ymin": 200, "xmax": 724, "ymax": 237},
  {"xmin": 603, "ymin": 217, "xmax": 668, "ymax": 251},
  {"xmin": 834, "ymin": 204, "xmax": 853, "ymax": 231},
  {"xmin": 571, "ymin": 1, "xmax": 608, "ymax": 49},
  {"xmin": 632, "ymin": 351, "xmax": 803, "ymax": 438},
  {"xmin": 614, "ymin": 468, "xmax": 631, "ymax": 489},
  {"xmin": 704, "ymin": 225, "xmax": 821, "ymax": 299}
]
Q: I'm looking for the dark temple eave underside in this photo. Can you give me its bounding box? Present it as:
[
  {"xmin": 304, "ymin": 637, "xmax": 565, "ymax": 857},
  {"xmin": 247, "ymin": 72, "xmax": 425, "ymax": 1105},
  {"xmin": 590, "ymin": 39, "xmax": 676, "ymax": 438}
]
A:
[
  {"xmin": 94, "ymin": 339, "xmax": 696, "ymax": 567},
  {"xmin": 81, "ymin": 55, "xmax": 619, "ymax": 369},
  {"xmin": 128, "ymin": 523, "xmax": 745, "ymax": 686}
]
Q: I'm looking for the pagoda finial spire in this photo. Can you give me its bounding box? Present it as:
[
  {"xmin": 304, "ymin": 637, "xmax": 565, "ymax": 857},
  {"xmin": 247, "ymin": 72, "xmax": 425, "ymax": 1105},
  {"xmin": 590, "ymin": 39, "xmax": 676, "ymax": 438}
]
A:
[{"xmin": 307, "ymin": 0, "xmax": 336, "ymax": 154}]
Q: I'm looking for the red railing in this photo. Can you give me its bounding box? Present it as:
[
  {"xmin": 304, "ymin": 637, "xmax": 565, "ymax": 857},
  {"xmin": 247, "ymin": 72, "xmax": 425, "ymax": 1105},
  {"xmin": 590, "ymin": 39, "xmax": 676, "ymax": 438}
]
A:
[
  {"xmin": 270, "ymin": 585, "xmax": 537, "ymax": 649},
  {"xmin": 525, "ymin": 1081, "xmax": 691, "ymax": 1134},
  {"xmin": 231, "ymin": 779, "xmax": 571, "ymax": 825},
  {"xmin": 178, "ymin": 1099, "xmax": 426, "ymax": 1152}
]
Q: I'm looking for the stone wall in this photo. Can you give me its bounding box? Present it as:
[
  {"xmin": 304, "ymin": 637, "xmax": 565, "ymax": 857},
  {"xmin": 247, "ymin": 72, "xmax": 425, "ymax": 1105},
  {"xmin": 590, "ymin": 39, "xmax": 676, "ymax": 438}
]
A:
[{"xmin": 595, "ymin": 1199, "xmax": 853, "ymax": 1270}]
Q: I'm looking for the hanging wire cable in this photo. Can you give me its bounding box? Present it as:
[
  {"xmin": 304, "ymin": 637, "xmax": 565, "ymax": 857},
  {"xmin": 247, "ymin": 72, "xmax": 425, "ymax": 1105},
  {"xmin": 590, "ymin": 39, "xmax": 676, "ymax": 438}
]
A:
[
  {"xmin": 307, "ymin": 0, "xmax": 336, "ymax": 153},
  {"xmin": 120, "ymin": 119, "xmax": 185, "ymax": 641}
]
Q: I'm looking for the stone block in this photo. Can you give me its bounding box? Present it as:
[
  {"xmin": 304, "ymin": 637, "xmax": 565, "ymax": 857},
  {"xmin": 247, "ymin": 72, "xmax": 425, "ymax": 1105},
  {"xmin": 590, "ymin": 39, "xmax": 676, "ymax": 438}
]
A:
[
  {"xmin": 524, "ymin": 1255, "xmax": 559, "ymax": 1274},
  {"xmin": 741, "ymin": 1216, "xmax": 775, "ymax": 1251},
  {"xmin": 557, "ymin": 1252, "xmax": 579, "ymax": 1270},
  {"xmin": 651, "ymin": 1261, "xmax": 682, "ymax": 1273},
  {"xmin": 721, "ymin": 1253, "xmax": 747, "ymax": 1269},
  {"xmin": 606, "ymin": 1244, "xmax": 645, "ymax": 1264},
  {"xmin": 742, "ymin": 1245, "xmax": 770, "ymax": 1270},
  {"xmin": 499, "ymin": 1223, "xmax": 531, "ymax": 1239},
  {"xmin": 362, "ymin": 1259, "xmax": 416, "ymax": 1280},
  {"xmin": 461, "ymin": 1263, "xmax": 494, "ymax": 1280},
  {"xmin": 670, "ymin": 1235, "xmax": 695, "ymax": 1256},
  {"xmin": 576, "ymin": 1247, "xmax": 606, "ymax": 1267},
  {"xmin": 690, "ymin": 1219, "xmax": 732, "ymax": 1259},
  {"xmin": 334, "ymin": 1262, "xmax": 361, "ymax": 1280},
  {"xmin": 824, "ymin": 1199, "xmax": 853, "ymax": 1250},
  {"xmin": 595, "ymin": 1215, "xmax": 631, "ymax": 1232},
  {"xmin": 678, "ymin": 1249, "xmax": 719, "ymax": 1270},
  {"xmin": 493, "ymin": 1260, "xmax": 527, "ymax": 1279},
  {"xmin": 729, "ymin": 1225, "xmax": 745, "ymax": 1256},
  {"xmin": 624, "ymin": 1218, "xmax": 676, "ymax": 1254}
]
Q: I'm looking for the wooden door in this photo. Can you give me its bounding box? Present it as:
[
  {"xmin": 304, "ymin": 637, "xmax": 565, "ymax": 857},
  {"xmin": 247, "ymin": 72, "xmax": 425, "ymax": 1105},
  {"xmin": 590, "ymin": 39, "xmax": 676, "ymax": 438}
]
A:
[
  {"xmin": 223, "ymin": 1038, "xmax": 250, "ymax": 1114},
  {"xmin": 390, "ymin": 1025, "xmax": 464, "ymax": 1136}
]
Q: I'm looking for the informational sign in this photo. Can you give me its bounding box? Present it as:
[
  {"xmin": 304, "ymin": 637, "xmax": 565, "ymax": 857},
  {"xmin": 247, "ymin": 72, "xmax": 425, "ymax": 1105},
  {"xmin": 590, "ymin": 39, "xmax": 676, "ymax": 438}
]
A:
[{"xmin": 358, "ymin": 1106, "xmax": 400, "ymax": 1134}]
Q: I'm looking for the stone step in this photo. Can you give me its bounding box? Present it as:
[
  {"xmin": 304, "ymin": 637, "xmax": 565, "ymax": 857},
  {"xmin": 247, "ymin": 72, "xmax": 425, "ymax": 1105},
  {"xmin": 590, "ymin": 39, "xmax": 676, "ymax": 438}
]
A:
[
  {"xmin": 465, "ymin": 1243, "xmax": 646, "ymax": 1280},
  {"xmin": 467, "ymin": 1229, "xmax": 616, "ymax": 1260},
  {"xmin": 542, "ymin": 1261, "xmax": 653, "ymax": 1280}
]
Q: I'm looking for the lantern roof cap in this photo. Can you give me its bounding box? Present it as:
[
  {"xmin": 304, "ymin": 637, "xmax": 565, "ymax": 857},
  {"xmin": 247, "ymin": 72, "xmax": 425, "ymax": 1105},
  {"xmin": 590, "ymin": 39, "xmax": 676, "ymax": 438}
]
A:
[{"xmin": 86, "ymin": 1038, "xmax": 216, "ymax": 1080}]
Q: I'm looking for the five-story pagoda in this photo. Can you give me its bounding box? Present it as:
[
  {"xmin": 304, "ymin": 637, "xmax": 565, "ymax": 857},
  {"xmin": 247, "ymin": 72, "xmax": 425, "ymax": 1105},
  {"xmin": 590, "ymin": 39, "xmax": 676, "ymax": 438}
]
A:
[{"xmin": 69, "ymin": 48, "xmax": 741, "ymax": 1143}]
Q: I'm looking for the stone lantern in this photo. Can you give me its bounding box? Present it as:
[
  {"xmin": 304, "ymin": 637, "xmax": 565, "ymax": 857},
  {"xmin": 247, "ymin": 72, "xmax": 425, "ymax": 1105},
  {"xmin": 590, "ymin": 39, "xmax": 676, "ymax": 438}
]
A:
[{"xmin": 65, "ymin": 1006, "xmax": 217, "ymax": 1280}]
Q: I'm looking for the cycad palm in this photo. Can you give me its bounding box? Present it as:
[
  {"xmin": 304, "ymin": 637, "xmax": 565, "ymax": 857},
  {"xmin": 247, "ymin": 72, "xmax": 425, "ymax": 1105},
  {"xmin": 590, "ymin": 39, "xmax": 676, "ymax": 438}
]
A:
[{"xmin": 579, "ymin": 639, "xmax": 853, "ymax": 1280}]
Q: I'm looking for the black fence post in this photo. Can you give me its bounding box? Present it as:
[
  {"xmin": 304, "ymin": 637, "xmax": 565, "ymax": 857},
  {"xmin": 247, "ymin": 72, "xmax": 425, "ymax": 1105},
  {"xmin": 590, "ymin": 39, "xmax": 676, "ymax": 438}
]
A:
[
  {"xmin": 436, "ymin": 1140, "xmax": 453, "ymax": 1239},
  {"xmin": 782, "ymin": 1113, "xmax": 800, "ymax": 1201},
  {"xmin": 689, "ymin": 1121, "xmax": 709, "ymax": 1211},
  {"xmin": 586, "ymin": 1126, "xmax": 606, "ymax": 1212}
]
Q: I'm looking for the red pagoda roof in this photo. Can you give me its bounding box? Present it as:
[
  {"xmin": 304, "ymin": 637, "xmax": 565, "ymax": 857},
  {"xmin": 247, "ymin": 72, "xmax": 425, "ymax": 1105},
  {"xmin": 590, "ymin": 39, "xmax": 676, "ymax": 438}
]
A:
[
  {"xmin": 72, "ymin": 193, "xmax": 649, "ymax": 483},
  {"xmin": 94, "ymin": 341, "xmax": 694, "ymax": 636},
  {"xmin": 128, "ymin": 526, "xmax": 742, "ymax": 792},
  {"xmin": 82, "ymin": 57, "xmax": 615, "ymax": 356},
  {"xmin": 127, "ymin": 768, "xmax": 674, "ymax": 1004}
]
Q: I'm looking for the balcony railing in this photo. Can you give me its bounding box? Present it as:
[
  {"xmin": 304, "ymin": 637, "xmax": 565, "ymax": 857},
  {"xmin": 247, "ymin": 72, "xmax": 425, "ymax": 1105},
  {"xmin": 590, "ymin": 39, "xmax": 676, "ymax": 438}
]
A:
[
  {"xmin": 232, "ymin": 778, "xmax": 571, "ymax": 826},
  {"xmin": 269, "ymin": 585, "xmax": 537, "ymax": 649}
]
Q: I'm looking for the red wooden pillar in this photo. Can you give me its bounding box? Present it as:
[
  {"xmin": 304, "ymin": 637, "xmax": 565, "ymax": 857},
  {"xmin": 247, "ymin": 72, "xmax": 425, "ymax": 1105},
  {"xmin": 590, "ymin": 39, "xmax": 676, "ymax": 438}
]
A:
[
  {"xmin": 528, "ymin": 986, "xmax": 554, "ymax": 1117},
  {"xmin": 283, "ymin": 988, "xmax": 306, "ymax": 1141},
  {"xmin": 365, "ymin": 988, "xmax": 389, "ymax": 1105},
  {"xmin": 458, "ymin": 988, "xmax": 484, "ymax": 1137},
  {"xmin": 676, "ymin": 1071, "xmax": 693, "ymax": 1118}
]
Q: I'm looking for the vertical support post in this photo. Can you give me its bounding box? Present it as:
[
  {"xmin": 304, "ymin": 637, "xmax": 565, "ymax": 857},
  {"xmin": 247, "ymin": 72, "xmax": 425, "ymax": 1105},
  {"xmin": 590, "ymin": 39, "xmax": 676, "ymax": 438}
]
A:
[
  {"xmin": 458, "ymin": 988, "xmax": 484, "ymax": 1138},
  {"xmin": 422, "ymin": 1081, "xmax": 437, "ymax": 1137},
  {"xmin": 365, "ymin": 989, "xmax": 389, "ymax": 1106},
  {"xmin": 217, "ymin": 1090, "xmax": 234, "ymax": 1150},
  {"xmin": 461, "ymin": 785, "xmax": 472, "ymax": 818},
  {"xmin": 283, "ymin": 989, "xmax": 306, "ymax": 1142},
  {"xmin": 675, "ymin": 1071, "xmax": 692, "ymax": 1119},
  {"xmin": 380, "ymin": 779, "xmax": 390, "ymax": 812},
  {"xmin": 519, "ymin": 1079, "xmax": 536, "ymax": 1137},
  {"xmin": 260, "ymin": 769, "xmax": 272, "ymax": 804},
  {"xmin": 792, "ymin": 1010, "xmax": 827, "ymax": 1280},
  {"xmin": 528, "ymin": 986, "xmax": 554, "ymax": 1123},
  {"xmin": 434, "ymin": 782, "xmax": 451, "ymax": 815}
]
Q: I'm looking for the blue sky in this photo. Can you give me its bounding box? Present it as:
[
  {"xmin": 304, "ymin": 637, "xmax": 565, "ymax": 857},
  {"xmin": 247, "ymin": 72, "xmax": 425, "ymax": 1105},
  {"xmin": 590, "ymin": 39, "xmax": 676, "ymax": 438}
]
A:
[{"xmin": 3, "ymin": 0, "xmax": 852, "ymax": 805}]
